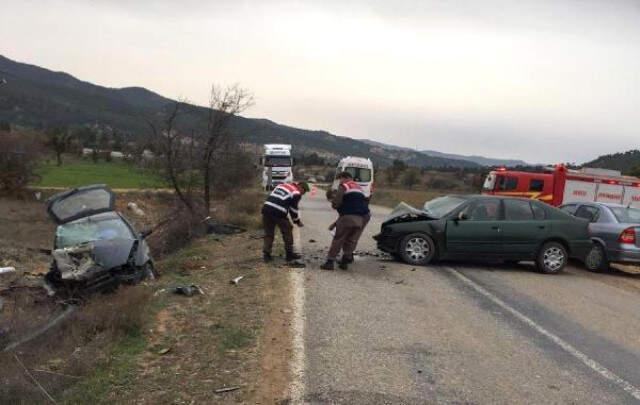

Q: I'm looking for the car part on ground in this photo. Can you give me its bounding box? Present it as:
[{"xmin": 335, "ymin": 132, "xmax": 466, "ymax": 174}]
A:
[{"xmin": 375, "ymin": 195, "xmax": 593, "ymax": 274}]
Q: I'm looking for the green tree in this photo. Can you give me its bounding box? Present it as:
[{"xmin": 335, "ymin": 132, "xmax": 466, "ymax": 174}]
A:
[{"xmin": 629, "ymin": 164, "xmax": 640, "ymax": 177}]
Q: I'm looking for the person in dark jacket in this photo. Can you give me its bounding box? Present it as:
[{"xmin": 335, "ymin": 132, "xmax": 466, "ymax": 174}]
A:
[
  {"xmin": 321, "ymin": 172, "xmax": 370, "ymax": 270},
  {"xmin": 262, "ymin": 181, "xmax": 309, "ymax": 262}
]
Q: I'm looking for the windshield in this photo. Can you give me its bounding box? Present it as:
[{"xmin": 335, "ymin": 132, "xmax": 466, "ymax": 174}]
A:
[
  {"xmin": 265, "ymin": 156, "xmax": 292, "ymax": 167},
  {"xmin": 423, "ymin": 196, "xmax": 467, "ymax": 218},
  {"xmin": 609, "ymin": 206, "xmax": 640, "ymax": 223},
  {"xmin": 56, "ymin": 214, "xmax": 134, "ymax": 248},
  {"xmin": 342, "ymin": 167, "xmax": 372, "ymax": 182}
]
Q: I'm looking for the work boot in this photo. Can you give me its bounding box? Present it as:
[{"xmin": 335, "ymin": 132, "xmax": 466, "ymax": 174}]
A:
[
  {"xmin": 342, "ymin": 255, "xmax": 354, "ymax": 264},
  {"xmin": 338, "ymin": 257, "xmax": 349, "ymax": 270},
  {"xmin": 320, "ymin": 260, "xmax": 335, "ymax": 271},
  {"xmin": 263, "ymin": 252, "xmax": 273, "ymax": 263},
  {"xmin": 286, "ymin": 251, "xmax": 302, "ymax": 262}
]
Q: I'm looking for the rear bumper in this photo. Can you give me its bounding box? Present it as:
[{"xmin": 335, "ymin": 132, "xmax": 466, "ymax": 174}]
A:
[
  {"xmin": 373, "ymin": 233, "xmax": 398, "ymax": 254},
  {"xmin": 607, "ymin": 246, "xmax": 640, "ymax": 264}
]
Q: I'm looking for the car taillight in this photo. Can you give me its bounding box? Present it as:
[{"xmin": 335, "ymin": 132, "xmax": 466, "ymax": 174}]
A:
[{"xmin": 618, "ymin": 227, "xmax": 636, "ymax": 244}]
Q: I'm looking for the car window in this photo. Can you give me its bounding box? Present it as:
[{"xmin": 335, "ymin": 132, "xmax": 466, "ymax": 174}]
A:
[
  {"xmin": 464, "ymin": 199, "xmax": 501, "ymax": 221},
  {"xmin": 497, "ymin": 176, "xmax": 518, "ymax": 191},
  {"xmin": 559, "ymin": 204, "xmax": 577, "ymax": 215},
  {"xmin": 531, "ymin": 202, "xmax": 547, "ymax": 220},
  {"xmin": 609, "ymin": 206, "xmax": 640, "ymax": 223},
  {"xmin": 575, "ymin": 205, "xmax": 599, "ymax": 222},
  {"xmin": 529, "ymin": 179, "xmax": 544, "ymax": 192},
  {"xmin": 504, "ymin": 199, "xmax": 534, "ymax": 221},
  {"xmin": 56, "ymin": 215, "xmax": 134, "ymax": 248}
]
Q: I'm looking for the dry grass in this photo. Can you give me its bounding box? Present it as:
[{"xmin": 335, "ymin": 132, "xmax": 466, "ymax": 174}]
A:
[{"xmin": 0, "ymin": 286, "xmax": 153, "ymax": 404}]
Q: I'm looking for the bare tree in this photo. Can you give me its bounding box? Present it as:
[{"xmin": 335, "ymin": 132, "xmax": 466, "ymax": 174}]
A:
[
  {"xmin": 201, "ymin": 84, "xmax": 254, "ymax": 213},
  {"xmin": 45, "ymin": 127, "xmax": 73, "ymax": 166},
  {"xmin": 145, "ymin": 100, "xmax": 199, "ymax": 212}
]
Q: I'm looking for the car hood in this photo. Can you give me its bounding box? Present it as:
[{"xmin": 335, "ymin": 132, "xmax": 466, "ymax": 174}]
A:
[
  {"xmin": 383, "ymin": 202, "xmax": 435, "ymax": 225},
  {"xmin": 46, "ymin": 184, "xmax": 115, "ymax": 224}
]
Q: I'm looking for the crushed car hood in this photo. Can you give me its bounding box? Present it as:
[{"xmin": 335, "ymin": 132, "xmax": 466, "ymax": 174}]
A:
[
  {"xmin": 46, "ymin": 184, "xmax": 115, "ymax": 224},
  {"xmin": 383, "ymin": 202, "xmax": 434, "ymax": 225}
]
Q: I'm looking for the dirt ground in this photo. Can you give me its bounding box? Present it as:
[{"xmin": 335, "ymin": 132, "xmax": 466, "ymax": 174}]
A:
[
  {"xmin": 60, "ymin": 232, "xmax": 293, "ymax": 404},
  {"xmin": 1, "ymin": 187, "xmax": 293, "ymax": 404}
]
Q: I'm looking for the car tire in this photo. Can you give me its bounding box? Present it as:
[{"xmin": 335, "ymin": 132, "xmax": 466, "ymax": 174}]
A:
[
  {"xmin": 585, "ymin": 243, "xmax": 609, "ymax": 273},
  {"xmin": 399, "ymin": 233, "xmax": 436, "ymax": 266},
  {"xmin": 536, "ymin": 242, "xmax": 567, "ymax": 274}
]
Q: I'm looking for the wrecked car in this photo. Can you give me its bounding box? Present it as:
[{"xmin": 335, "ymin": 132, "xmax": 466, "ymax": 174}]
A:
[
  {"xmin": 374, "ymin": 195, "xmax": 593, "ymax": 274},
  {"xmin": 44, "ymin": 184, "xmax": 157, "ymax": 294}
]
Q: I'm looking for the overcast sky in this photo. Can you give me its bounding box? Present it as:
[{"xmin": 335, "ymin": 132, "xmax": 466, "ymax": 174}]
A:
[{"xmin": 2, "ymin": 0, "xmax": 639, "ymax": 163}]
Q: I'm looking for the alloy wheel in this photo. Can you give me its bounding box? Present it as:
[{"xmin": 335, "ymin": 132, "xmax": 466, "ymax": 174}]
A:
[
  {"xmin": 543, "ymin": 247, "xmax": 565, "ymax": 272},
  {"xmin": 405, "ymin": 237, "xmax": 430, "ymax": 262}
]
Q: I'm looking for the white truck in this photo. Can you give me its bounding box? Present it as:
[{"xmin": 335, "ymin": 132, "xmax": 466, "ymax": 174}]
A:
[
  {"xmin": 328, "ymin": 156, "xmax": 375, "ymax": 200},
  {"xmin": 261, "ymin": 144, "xmax": 294, "ymax": 190}
]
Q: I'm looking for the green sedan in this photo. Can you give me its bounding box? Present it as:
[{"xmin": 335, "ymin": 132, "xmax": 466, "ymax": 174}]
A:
[{"xmin": 374, "ymin": 195, "xmax": 593, "ymax": 274}]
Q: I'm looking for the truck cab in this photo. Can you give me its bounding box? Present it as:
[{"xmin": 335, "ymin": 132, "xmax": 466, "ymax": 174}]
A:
[
  {"xmin": 330, "ymin": 156, "xmax": 374, "ymax": 199},
  {"xmin": 262, "ymin": 144, "xmax": 293, "ymax": 190}
]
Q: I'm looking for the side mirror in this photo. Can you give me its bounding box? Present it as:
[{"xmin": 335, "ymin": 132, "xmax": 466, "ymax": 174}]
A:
[
  {"xmin": 456, "ymin": 212, "xmax": 469, "ymax": 221},
  {"xmin": 139, "ymin": 229, "xmax": 153, "ymax": 239}
]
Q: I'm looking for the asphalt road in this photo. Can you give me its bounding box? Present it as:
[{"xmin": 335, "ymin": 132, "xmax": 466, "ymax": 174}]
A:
[{"xmin": 293, "ymin": 190, "xmax": 640, "ymax": 404}]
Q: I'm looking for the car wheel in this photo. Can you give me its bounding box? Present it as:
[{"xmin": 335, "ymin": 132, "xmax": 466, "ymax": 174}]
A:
[
  {"xmin": 585, "ymin": 243, "xmax": 609, "ymax": 273},
  {"xmin": 536, "ymin": 242, "xmax": 567, "ymax": 274},
  {"xmin": 399, "ymin": 233, "xmax": 435, "ymax": 266}
]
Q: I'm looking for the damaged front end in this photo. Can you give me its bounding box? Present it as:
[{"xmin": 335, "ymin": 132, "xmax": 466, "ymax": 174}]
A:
[
  {"xmin": 383, "ymin": 202, "xmax": 434, "ymax": 226},
  {"xmin": 44, "ymin": 185, "xmax": 155, "ymax": 297}
]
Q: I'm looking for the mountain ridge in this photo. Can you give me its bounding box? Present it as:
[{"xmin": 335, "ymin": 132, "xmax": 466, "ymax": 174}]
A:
[{"xmin": 0, "ymin": 54, "xmax": 482, "ymax": 167}]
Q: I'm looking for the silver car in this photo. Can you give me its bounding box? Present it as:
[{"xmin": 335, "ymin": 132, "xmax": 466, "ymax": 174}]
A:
[{"xmin": 559, "ymin": 202, "xmax": 640, "ymax": 272}]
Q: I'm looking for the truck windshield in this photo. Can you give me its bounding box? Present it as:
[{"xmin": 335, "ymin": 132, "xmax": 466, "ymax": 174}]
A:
[
  {"xmin": 342, "ymin": 167, "xmax": 371, "ymax": 182},
  {"xmin": 609, "ymin": 206, "xmax": 640, "ymax": 223},
  {"xmin": 423, "ymin": 196, "xmax": 467, "ymax": 218},
  {"xmin": 265, "ymin": 156, "xmax": 292, "ymax": 167}
]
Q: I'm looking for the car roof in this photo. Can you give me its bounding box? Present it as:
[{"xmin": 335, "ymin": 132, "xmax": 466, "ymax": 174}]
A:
[{"xmin": 451, "ymin": 194, "xmax": 539, "ymax": 202}]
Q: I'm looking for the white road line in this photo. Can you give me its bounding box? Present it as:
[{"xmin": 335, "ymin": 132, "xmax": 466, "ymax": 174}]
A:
[
  {"xmin": 289, "ymin": 220, "xmax": 306, "ymax": 403},
  {"xmin": 446, "ymin": 267, "xmax": 640, "ymax": 402}
]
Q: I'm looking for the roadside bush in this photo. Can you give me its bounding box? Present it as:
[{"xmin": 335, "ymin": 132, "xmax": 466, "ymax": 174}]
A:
[
  {"xmin": 211, "ymin": 148, "xmax": 259, "ymax": 196},
  {"xmin": 0, "ymin": 130, "xmax": 43, "ymax": 193}
]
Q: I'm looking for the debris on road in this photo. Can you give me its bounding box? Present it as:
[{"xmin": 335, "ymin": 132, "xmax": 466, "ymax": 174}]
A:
[
  {"xmin": 230, "ymin": 276, "xmax": 244, "ymax": 285},
  {"xmin": 171, "ymin": 284, "xmax": 204, "ymax": 296},
  {"xmin": 395, "ymin": 279, "xmax": 405, "ymax": 285},
  {"xmin": 308, "ymin": 239, "xmax": 317, "ymax": 243},
  {"xmin": 0, "ymin": 266, "xmax": 16, "ymax": 275},
  {"xmin": 214, "ymin": 386, "xmax": 241, "ymax": 394},
  {"xmin": 157, "ymin": 347, "xmax": 172, "ymax": 355},
  {"xmin": 287, "ymin": 260, "xmax": 306, "ymax": 268}
]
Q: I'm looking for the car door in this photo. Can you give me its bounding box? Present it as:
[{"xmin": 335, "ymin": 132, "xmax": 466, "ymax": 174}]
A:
[
  {"xmin": 446, "ymin": 198, "xmax": 503, "ymax": 255},
  {"xmin": 501, "ymin": 199, "xmax": 551, "ymax": 256}
]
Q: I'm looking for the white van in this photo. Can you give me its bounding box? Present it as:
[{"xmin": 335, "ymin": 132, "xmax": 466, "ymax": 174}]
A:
[{"xmin": 329, "ymin": 156, "xmax": 374, "ymax": 199}]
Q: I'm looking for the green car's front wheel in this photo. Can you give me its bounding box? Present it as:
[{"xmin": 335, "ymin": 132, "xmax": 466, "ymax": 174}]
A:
[{"xmin": 399, "ymin": 233, "xmax": 436, "ymax": 266}]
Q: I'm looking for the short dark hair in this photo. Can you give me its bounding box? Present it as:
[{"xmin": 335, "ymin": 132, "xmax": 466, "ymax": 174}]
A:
[{"xmin": 336, "ymin": 171, "xmax": 353, "ymax": 180}]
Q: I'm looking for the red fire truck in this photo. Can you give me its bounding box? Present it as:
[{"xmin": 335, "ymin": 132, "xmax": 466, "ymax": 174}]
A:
[{"xmin": 482, "ymin": 165, "xmax": 640, "ymax": 207}]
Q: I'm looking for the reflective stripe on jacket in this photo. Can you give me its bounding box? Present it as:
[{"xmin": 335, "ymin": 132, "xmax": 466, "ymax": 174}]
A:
[
  {"xmin": 333, "ymin": 180, "xmax": 370, "ymax": 217},
  {"xmin": 262, "ymin": 183, "xmax": 302, "ymax": 220}
]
